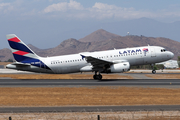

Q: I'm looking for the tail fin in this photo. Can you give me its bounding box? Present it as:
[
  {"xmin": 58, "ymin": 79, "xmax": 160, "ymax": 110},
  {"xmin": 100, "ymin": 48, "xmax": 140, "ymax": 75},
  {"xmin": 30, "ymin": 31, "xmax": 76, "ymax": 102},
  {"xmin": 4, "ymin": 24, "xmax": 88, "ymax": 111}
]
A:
[{"xmin": 6, "ymin": 34, "xmax": 40, "ymax": 63}]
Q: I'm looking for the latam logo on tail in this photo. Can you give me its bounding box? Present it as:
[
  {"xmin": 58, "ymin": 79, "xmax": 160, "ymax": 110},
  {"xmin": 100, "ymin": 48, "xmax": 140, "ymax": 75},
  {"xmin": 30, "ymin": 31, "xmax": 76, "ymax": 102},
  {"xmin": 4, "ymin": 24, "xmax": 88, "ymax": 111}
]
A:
[{"xmin": 7, "ymin": 35, "xmax": 50, "ymax": 70}]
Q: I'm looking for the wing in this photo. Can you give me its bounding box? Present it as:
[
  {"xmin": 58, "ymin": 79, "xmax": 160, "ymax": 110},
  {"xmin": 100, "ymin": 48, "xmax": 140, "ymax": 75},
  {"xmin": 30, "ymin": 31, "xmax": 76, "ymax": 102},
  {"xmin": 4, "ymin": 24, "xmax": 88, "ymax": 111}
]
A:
[{"xmin": 81, "ymin": 54, "xmax": 113, "ymax": 71}]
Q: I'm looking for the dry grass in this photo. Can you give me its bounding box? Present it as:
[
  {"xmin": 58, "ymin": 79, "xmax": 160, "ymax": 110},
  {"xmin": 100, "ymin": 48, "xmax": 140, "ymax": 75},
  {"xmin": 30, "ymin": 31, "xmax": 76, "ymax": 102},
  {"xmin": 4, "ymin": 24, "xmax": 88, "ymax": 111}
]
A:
[
  {"xmin": 0, "ymin": 62, "xmax": 11, "ymax": 65},
  {"xmin": 146, "ymin": 74, "xmax": 180, "ymax": 79},
  {"xmin": 1, "ymin": 72, "xmax": 180, "ymax": 79},
  {"xmin": 0, "ymin": 74, "xmax": 133, "ymax": 79},
  {"xmin": 0, "ymin": 87, "xmax": 180, "ymax": 106}
]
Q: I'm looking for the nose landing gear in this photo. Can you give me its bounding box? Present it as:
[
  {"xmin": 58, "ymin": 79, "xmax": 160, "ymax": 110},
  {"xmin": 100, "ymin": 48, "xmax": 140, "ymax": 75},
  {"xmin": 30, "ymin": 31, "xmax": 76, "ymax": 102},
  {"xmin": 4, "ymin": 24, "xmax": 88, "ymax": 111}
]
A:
[
  {"xmin": 152, "ymin": 70, "xmax": 156, "ymax": 74},
  {"xmin": 151, "ymin": 64, "xmax": 156, "ymax": 74}
]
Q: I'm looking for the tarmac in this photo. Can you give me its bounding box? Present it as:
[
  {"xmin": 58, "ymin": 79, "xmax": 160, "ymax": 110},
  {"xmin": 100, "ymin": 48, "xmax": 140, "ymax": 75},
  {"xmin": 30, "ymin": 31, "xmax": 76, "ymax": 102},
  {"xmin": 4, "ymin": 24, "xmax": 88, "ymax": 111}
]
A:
[
  {"xmin": 1, "ymin": 105, "xmax": 180, "ymax": 113},
  {"xmin": 0, "ymin": 69, "xmax": 180, "ymax": 74},
  {"xmin": 0, "ymin": 79, "xmax": 179, "ymax": 88}
]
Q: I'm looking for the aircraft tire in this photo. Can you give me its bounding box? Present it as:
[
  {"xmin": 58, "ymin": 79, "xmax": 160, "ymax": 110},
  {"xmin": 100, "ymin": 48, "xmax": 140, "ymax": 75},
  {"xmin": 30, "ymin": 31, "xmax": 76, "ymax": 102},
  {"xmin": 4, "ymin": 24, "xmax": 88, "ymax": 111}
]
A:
[
  {"xmin": 97, "ymin": 74, "xmax": 102, "ymax": 80},
  {"xmin": 152, "ymin": 70, "xmax": 156, "ymax": 74},
  {"xmin": 93, "ymin": 75, "xmax": 97, "ymax": 80},
  {"xmin": 93, "ymin": 74, "xmax": 102, "ymax": 80}
]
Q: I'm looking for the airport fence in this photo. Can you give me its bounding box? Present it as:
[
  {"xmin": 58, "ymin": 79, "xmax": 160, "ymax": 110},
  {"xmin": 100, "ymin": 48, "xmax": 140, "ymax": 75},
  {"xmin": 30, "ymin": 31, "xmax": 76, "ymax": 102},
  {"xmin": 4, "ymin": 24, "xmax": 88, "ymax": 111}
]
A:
[{"xmin": 1, "ymin": 110, "xmax": 180, "ymax": 120}]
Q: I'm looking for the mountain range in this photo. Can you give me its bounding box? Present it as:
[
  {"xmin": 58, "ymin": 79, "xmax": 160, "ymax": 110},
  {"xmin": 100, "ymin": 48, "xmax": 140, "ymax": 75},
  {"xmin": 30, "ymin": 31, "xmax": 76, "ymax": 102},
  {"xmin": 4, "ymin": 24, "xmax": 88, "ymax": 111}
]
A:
[{"xmin": 0, "ymin": 29, "xmax": 179, "ymax": 61}]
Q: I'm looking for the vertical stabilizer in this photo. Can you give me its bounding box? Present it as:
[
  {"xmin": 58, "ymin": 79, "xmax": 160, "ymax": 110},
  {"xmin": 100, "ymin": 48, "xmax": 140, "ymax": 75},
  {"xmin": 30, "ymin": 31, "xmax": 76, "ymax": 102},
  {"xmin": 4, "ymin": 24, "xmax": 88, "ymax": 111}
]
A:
[{"xmin": 6, "ymin": 34, "xmax": 39, "ymax": 63}]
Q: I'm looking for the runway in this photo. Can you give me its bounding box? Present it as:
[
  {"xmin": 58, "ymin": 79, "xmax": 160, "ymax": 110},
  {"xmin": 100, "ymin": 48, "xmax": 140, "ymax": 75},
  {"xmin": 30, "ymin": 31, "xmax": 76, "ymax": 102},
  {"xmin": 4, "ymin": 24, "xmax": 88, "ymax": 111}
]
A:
[
  {"xmin": 1, "ymin": 105, "xmax": 180, "ymax": 113},
  {"xmin": 0, "ymin": 79, "xmax": 179, "ymax": 87}
]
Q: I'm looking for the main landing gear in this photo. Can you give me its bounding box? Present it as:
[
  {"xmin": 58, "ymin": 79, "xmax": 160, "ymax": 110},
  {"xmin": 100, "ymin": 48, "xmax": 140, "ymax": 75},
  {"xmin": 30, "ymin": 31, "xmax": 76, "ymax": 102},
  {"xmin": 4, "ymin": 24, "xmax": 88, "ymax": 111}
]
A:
[{"xmin": 93, "ymin": 71, "xmax": 102, "ymax": 80}]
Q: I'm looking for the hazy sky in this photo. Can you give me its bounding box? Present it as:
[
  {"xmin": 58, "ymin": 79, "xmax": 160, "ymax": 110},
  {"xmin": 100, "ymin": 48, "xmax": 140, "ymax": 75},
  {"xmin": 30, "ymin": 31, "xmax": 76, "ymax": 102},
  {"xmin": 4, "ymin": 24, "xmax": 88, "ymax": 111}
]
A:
[
  {"xmin": 1, "ymin": 0, "xmax": 180, "ymax": 49},
  {"xmin": 1, "ymin": 0, "xmax": 180, "ymax": 22}
]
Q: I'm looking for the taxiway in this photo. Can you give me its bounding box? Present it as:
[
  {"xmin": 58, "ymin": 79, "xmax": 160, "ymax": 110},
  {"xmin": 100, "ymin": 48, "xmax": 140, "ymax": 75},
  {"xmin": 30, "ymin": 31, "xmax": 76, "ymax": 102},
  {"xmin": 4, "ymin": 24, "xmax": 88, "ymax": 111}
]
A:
[
  {"xmin": 1, "ymin": 105, "xmax": 180, "ymax": 113},
  {"xmin": 0, "ymin": 79, "xmax": 179, "ymax": 88}
]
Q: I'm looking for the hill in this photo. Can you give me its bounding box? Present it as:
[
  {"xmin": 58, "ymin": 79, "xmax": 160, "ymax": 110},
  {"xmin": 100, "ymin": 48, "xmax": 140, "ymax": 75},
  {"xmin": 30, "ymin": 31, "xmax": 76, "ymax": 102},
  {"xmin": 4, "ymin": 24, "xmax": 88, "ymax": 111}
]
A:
[
  {"xmin": 79, "ymin": 29, "xmax": 120, "ymax": 42},
  {"xmin": 0, "ymin": 29, "xmax": 179, "ymax": 61},
  {"xmin": 0, "ymin": 48, "xmax": 13, "ymax": 62}
]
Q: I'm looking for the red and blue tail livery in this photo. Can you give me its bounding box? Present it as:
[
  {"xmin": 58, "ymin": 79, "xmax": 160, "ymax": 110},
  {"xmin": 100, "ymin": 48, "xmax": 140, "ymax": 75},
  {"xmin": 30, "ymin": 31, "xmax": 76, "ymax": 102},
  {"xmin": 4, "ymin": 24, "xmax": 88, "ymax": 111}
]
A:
[
  {"xmin": 6, "ymin": 34, "xmax": 51, "ymax": 71},
  {"xmin": 7, "ymin": 34, "xmax": 37, "ymax": 62}
]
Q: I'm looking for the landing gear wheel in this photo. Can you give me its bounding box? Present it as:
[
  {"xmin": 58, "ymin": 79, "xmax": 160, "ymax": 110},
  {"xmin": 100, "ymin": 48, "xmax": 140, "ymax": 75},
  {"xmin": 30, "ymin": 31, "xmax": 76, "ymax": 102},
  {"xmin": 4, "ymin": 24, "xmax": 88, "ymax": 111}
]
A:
[
  {"xmin": 152, "ymin": 70, "xmax": 156, "ymax": 74},
  {"xmin": 93, "ymin": 74, "xmax": 102, "ymax": 80},
  {"xmin": 93, "ymin": 75, "xmax": 97, "ymax": 80},
  {"xmin": 97, "ymin": 74, "xmax": 102, "ymax": 80}
]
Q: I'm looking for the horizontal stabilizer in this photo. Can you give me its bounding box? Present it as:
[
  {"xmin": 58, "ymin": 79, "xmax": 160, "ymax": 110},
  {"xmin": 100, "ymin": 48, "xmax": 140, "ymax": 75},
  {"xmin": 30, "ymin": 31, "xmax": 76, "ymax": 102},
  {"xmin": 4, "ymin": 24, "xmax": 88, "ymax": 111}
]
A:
[{"xmin": 11, "ymin": 62, "xmax": 31, "ymax": 66}]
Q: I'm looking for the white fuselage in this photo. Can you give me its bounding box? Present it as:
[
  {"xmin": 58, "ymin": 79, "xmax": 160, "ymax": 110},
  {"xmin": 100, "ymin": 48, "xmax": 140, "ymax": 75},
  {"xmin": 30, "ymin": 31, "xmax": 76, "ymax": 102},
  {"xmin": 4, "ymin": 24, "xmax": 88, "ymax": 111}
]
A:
[
  {"xmin": 26, "ymin": 45, "xmax": 173, "ymax": 74},
  {"xmin": 7, "ymin": 46, "xmax": 174, "ymax": 73}
]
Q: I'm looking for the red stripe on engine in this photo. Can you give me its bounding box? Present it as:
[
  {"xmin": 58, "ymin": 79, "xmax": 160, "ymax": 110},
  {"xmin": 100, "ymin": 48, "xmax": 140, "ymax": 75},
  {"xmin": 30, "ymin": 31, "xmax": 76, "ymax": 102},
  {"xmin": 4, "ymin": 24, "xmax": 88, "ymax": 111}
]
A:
[
  {"xmin": 8, "ymin": 37, "xmax": 21, "ymax": 42},
  {"xmin": 13, "ymin": 51, "xmax": 29, "ymax": 55}
]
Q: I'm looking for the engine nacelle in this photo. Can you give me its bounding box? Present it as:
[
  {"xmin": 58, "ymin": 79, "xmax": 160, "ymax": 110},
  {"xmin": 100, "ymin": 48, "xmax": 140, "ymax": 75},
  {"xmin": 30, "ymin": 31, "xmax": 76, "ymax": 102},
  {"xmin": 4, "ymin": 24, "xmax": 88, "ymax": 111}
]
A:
[
  {"xmin": 110, "ymin": 62, "xmax": 130, "ymax": 73},
  {"xmin": 80, "ymin": 65, "xmax": 93, "ymax": 72}
]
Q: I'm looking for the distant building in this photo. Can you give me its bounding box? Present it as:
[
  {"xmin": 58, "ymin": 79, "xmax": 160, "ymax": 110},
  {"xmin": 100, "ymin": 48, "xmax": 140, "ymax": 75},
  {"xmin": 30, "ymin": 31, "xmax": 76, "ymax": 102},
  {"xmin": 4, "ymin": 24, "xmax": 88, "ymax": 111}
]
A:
[{"xmin": 156, "ymin": 60, "xmax": 179, "ymax": 69}]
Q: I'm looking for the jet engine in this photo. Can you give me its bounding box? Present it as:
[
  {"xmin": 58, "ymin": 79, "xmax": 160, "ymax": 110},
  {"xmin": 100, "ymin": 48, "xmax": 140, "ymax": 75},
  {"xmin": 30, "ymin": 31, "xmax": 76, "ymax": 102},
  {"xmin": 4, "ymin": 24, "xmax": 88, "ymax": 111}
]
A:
[{"xmin": 110, "ymin": 62, "xmax": 130, "ymax": 73}]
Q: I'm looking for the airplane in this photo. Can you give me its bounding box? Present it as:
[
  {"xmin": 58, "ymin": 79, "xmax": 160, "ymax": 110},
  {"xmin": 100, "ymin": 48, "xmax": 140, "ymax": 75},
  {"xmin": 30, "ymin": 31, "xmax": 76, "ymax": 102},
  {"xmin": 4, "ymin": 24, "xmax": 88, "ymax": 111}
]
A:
[{"xmin": 6, "ymin": 34, "xmax": 174, "ymax": 80}]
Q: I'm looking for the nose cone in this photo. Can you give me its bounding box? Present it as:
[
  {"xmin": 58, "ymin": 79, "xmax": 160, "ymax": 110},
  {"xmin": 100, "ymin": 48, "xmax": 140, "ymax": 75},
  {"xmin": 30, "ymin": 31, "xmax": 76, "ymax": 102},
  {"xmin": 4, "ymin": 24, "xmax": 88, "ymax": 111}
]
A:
[{"xmin": 169, "ymin": 52, "xmax": 174, "ymax": 59}]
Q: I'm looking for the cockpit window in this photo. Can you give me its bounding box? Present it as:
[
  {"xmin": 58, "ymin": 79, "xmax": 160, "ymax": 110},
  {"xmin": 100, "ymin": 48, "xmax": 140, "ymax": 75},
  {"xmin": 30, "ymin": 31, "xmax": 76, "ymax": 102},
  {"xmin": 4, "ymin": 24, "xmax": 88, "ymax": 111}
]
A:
[{"xmin": 161, "ymin": 49, "xmax": 166, "ymax": 52}]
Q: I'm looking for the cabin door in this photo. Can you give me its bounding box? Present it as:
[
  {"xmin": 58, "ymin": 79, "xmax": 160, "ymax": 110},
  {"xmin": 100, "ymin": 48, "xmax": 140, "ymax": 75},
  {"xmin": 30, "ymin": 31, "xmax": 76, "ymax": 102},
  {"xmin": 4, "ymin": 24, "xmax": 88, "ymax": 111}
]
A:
[{"xmin": 151, "ymin": 47, "xmax": 156, "ymax": 57}]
